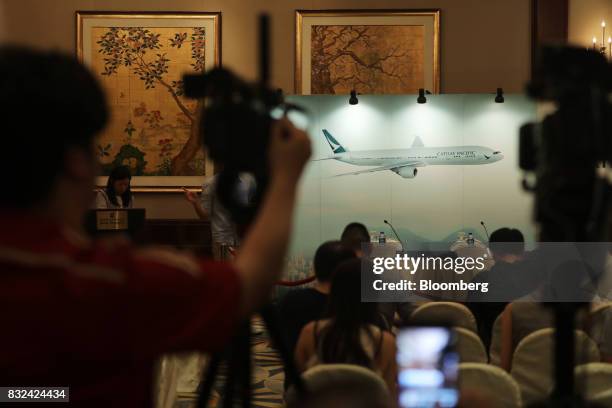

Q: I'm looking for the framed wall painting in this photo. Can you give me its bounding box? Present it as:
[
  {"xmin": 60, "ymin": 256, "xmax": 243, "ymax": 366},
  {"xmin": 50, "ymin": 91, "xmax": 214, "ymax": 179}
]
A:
[
  {"xmin": 295, "ymin": 10, "xmax": 440, "ymax": 96},
  {"xmin": 77, "ymin": 11, "xmax": 220, "ymax": 192}
]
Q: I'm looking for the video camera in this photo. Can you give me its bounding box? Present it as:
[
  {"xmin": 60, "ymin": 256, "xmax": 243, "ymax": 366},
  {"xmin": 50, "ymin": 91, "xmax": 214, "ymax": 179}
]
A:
[
  {"xmin": 519, "ymin": 46, "xmax": 611, "ymax": 406},
  {"xmin": 182, "ymin": 68, "xmax": 307, "ymax": 225},
  {"xmin": 519, "ymin": 46, "xmax": 612, "ymax": 242},
  {"xmin": 185, "ymin": 16, "xmax": 309, "ymax": 408}
]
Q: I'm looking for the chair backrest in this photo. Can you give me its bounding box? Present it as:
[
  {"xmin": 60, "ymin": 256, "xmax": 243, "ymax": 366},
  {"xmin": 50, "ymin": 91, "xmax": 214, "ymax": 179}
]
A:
[
  {"xmin": 575, "ymin": 362, "xmax": 612, "ymax": 406},
  {"xmin": 410, "ymin": 302, "xmax": 478, "ymax": 333},
  {"xmin": 489, "ymin": 312, "xmax": 504, "ymax": 366},
  {"xmin": 285, "ymin": 364, "xmax": 391, "ymax": 406},
  {"xmin": 459, "ymin": 363, "xmax": 522, "ymax": 408},
  {"xmin": 510, "ymin": 328, "xmax": 600, "ymax": 406},
  {"xmin": 455, "ymin": 327, "xmax": 487, "ymax": 363},
  {"xmin": 489, "ymin": 302, "xmax": 555, "ymax": 369},
  {"xmin": 586, "ymin": 302, "xmax": 612, "ymax": 359}
]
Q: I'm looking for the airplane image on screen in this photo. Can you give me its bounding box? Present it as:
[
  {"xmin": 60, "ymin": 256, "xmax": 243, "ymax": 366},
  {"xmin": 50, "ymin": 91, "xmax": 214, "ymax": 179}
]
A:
[{"xmin": 317, "ymin": 129, "xmax": 504, "ymax": 178}]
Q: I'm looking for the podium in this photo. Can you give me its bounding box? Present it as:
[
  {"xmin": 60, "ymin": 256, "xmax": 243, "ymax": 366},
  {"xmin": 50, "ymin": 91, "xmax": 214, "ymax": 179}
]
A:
[{"xmin": 85, "ymin": 209, "xmax": 146, "ymax": 238}]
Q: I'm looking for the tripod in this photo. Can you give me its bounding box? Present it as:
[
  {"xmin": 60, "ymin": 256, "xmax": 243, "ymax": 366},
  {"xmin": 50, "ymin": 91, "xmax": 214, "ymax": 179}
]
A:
[{"xmin": 196, "ymin": 304, "xmax": 307, "ymax": 408}]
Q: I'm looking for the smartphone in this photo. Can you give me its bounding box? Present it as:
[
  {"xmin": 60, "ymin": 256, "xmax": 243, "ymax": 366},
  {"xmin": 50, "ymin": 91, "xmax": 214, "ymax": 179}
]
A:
[{"xmin": 396, "ymin": 325, "xmax": 459, "ymax": 408}]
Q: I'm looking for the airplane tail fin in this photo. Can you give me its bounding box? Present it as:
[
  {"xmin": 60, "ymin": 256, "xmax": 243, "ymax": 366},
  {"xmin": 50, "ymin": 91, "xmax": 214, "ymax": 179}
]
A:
[
  {"xmin": 412, "ymin": 136, "xmax": 425, "ymax": 148},
  {"xmin": 322, "ymin": 129, "xmax": 348, "ymax": 154}
]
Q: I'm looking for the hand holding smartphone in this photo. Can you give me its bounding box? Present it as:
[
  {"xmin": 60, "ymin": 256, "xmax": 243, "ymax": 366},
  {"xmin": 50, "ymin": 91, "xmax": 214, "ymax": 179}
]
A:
[{"xmin": 397, "ymin": 325, "xmax": 460, "ymax": 408}]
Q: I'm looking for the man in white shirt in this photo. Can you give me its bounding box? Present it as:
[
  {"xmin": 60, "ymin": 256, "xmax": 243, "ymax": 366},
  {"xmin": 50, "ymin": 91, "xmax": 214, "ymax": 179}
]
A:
[{"xmin": 184, "ymin": 173, "xmax": 254, "ymax": 259}]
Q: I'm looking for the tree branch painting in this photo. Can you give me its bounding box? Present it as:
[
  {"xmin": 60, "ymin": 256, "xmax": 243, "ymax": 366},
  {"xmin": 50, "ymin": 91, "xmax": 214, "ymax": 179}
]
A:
[{"xmin": 310, "ymin": 25, "xmax": 425, "ymax": 95}]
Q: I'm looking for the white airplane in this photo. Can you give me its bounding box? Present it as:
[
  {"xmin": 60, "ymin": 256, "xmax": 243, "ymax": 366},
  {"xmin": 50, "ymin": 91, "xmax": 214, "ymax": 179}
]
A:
[{"xmin": 317, "ymin": 129, "xmax": 504, "ymax": 178}]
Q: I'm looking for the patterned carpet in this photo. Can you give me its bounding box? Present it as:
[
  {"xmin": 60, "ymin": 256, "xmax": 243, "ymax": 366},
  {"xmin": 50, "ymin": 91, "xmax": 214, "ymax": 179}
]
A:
[{"xmin": 174, "ymin": 318, "xmax": 285, "ymax": 408}]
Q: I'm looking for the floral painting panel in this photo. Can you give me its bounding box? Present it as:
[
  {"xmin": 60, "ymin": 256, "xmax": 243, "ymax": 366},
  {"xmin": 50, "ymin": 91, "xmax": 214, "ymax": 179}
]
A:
[{"xmin": 91, "ymin": 26, "xmax": 206, "ymax": 177}]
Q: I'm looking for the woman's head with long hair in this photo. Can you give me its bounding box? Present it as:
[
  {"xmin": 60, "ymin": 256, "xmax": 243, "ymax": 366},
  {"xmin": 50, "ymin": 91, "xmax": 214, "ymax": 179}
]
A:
[
  {"xmin": 105, "ymin": 165, "xmax": 132, "ymax": 207},
  {"xmin": 320, "ymin": 258, "xmax": 382, "ymax": 368}
]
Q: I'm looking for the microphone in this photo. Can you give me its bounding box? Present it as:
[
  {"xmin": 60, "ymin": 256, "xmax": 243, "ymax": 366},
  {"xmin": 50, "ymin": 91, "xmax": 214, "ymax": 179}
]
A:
[
  {"xmin": 480, "ymin": 220, "xmax": 490, "ymax": 241},
  {"xmin": 384, "ymin": 219, "xmax": 405, "ymax": 251}
]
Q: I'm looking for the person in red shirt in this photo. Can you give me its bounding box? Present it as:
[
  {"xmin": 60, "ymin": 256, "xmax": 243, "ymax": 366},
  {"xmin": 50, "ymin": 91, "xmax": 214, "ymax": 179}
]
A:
[{"xmin": 0, "ymin": 47, "xmax": 311, "ymax": 407}]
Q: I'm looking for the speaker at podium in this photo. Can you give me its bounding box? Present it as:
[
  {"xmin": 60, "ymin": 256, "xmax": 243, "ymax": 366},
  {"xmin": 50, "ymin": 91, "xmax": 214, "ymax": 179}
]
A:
[{"xmin": 85, "ymin": 208, "xmax": 146, "ymax": 238}]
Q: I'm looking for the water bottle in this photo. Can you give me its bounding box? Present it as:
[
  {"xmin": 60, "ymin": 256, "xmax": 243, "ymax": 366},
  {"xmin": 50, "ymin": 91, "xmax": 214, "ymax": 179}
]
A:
[
  {"xmin": 379, "ymin": 231, "xmax": 386, "ymax": 244},
  {"xmin": 467, "ymin": 232, "xmax": 474, "ymax": 246}
]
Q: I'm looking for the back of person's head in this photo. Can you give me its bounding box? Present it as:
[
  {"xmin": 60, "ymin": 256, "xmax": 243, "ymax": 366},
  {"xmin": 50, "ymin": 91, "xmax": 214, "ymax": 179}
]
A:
[
  {"xmin": 0, "ymin": 46, "xmax": 108, "ymax": 208},
  {"xmin": 321, "ymin": 258, "xmax": 380, "ymax": 368},
  {"xmin": 313, "ymin": 241, "xmax": 356, "ymax": 282},
  {"xmin": 105, "ymin": 165, "xmax": 132, "ymax": 207},
  {"xmin": 340, "ymin": 222, "xmax": 370, "ymax": 254},
  {"xmin": 489, "ymin": 227, "xmax": 525, "ymax": 260}
]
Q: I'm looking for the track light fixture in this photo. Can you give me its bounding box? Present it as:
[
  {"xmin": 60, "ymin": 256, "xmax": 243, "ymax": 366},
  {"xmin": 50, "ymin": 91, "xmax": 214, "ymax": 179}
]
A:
[
  {"xmin": 349, "ymin": 89, "xmax": 359, "ymax": 105},
  {"xmin": 495, "ymin": 87, "xmax": 505, "ymax": 103},
  {"xmin": 417, "ymin": 88, "xmax": 427, "ymax": 104}
]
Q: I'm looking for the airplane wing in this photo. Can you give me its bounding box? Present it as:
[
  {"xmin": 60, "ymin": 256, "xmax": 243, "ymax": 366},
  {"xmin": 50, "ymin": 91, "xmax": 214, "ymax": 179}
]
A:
[
  {"xmin": 311, "ymin": 157, "xmax": 337, "ymax": 162},
  {"xmin": 331, "ymin": 161, "xmax": 427, "ymax": 177}
]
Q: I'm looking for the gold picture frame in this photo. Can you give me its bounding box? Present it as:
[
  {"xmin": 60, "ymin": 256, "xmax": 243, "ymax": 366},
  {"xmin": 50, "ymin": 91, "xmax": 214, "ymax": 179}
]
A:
[
  {"xmin": 295, "ymin": 9, "xmax": 440, "ymax": 95},
  {"xmin": 77, "ymin": 11, "xmax": 221, "ymax": 192}
]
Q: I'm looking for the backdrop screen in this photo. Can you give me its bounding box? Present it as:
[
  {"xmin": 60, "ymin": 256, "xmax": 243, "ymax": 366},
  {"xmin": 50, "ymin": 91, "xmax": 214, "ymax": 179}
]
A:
[{"xmin": 282, "ymin": 94, "xmax": 537, "ymax": 281}]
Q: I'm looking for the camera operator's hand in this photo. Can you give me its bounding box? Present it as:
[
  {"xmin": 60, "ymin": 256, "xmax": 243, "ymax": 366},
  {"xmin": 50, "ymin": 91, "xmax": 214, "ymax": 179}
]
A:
[
  {"xmin": 234, "ymin": 118, "xmax": 311, "ymax": 317},
  {"xmin": 268, "ymin": 118, "xmax": 311, "ymax": 182}
]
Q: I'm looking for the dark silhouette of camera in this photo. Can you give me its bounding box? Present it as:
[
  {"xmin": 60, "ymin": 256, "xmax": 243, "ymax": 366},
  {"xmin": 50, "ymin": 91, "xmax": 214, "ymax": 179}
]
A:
[
  {"xmin": 183, "ymin": 67, "xmax": 297, "ymax": 224},
  {"xmin": 520, "ymin": 45, "xmax": 612, "ymax": 242}
]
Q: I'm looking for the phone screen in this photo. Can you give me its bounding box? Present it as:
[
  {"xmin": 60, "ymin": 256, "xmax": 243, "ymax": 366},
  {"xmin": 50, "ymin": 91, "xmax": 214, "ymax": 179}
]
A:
[{"xmin": 397, "ymin": 326, "xmax": 459, "ymax": 408}]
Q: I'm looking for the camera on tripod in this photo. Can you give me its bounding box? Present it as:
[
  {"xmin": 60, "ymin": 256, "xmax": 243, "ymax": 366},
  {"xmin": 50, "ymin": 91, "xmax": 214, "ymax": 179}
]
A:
[
  {"xmin": 184, "ymin": 16, "xmax": 310, "ymax": 408},
  {"xmin": 518, "ymin": 45, "xmax": 612, "ymax": 406},
  {"xmin": 182, "ymin": 67, "xmax": 308, "ymax": 225},
  {"xmin": 519, "ymin": 45, "xmax": 612, "ymax": 242}
]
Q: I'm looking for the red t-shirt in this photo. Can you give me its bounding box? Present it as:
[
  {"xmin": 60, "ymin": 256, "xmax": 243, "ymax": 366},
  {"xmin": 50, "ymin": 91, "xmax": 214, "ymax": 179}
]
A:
[{"xmin": 0, "ymin": 212, "xmax": 242, "ymax": 407}]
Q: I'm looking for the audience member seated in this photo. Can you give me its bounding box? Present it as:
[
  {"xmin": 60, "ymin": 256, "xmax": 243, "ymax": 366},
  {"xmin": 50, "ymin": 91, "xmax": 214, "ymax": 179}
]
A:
[
  {"xmin": 490, "ymin": 260, "xmax": 597, "ymax": 366},
  {"xmin": 489, "ymin": 302, "xmax": 555, "ymax": 368},
  {"xmin": 294, "ymin": 259, "xmax": 397, "ymax": 396},
  {"xmin": 341, "ymin": 221, "xmax": 412, "ymax": 326},
  {"xmin": 491, "ymin": 300, "xmax": 612, "ymax": 368},
  {"xmin": 278, "ymin": 240, "xmax": 355, "ymax": 386},
  {"xmin": 340, "ymin": 221, "xmax": 371, "ymax": 257},
  {"xmin": 466, "ymin": 228, "xmax": 532, "ymax": 349}
]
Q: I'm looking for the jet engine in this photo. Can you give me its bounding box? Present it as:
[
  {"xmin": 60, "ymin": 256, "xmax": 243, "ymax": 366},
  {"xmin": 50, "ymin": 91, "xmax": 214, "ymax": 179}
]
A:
[{"xmin": 392, "ymin": 166, "xmax": 418, "ymax": 178}]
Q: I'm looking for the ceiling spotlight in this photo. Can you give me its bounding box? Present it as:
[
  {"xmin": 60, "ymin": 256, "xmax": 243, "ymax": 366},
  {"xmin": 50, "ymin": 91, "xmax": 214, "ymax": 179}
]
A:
[
  {"xmin": 495, "ymin": 87, "xmax": 505, "ymax": 103},
  {"xmin": 417, "ymin": 88, "xmax": 427, "ymax": 104},
  {"xmin": 349, "ymin": 89, "xmax": 359, "ymax": 105}
]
